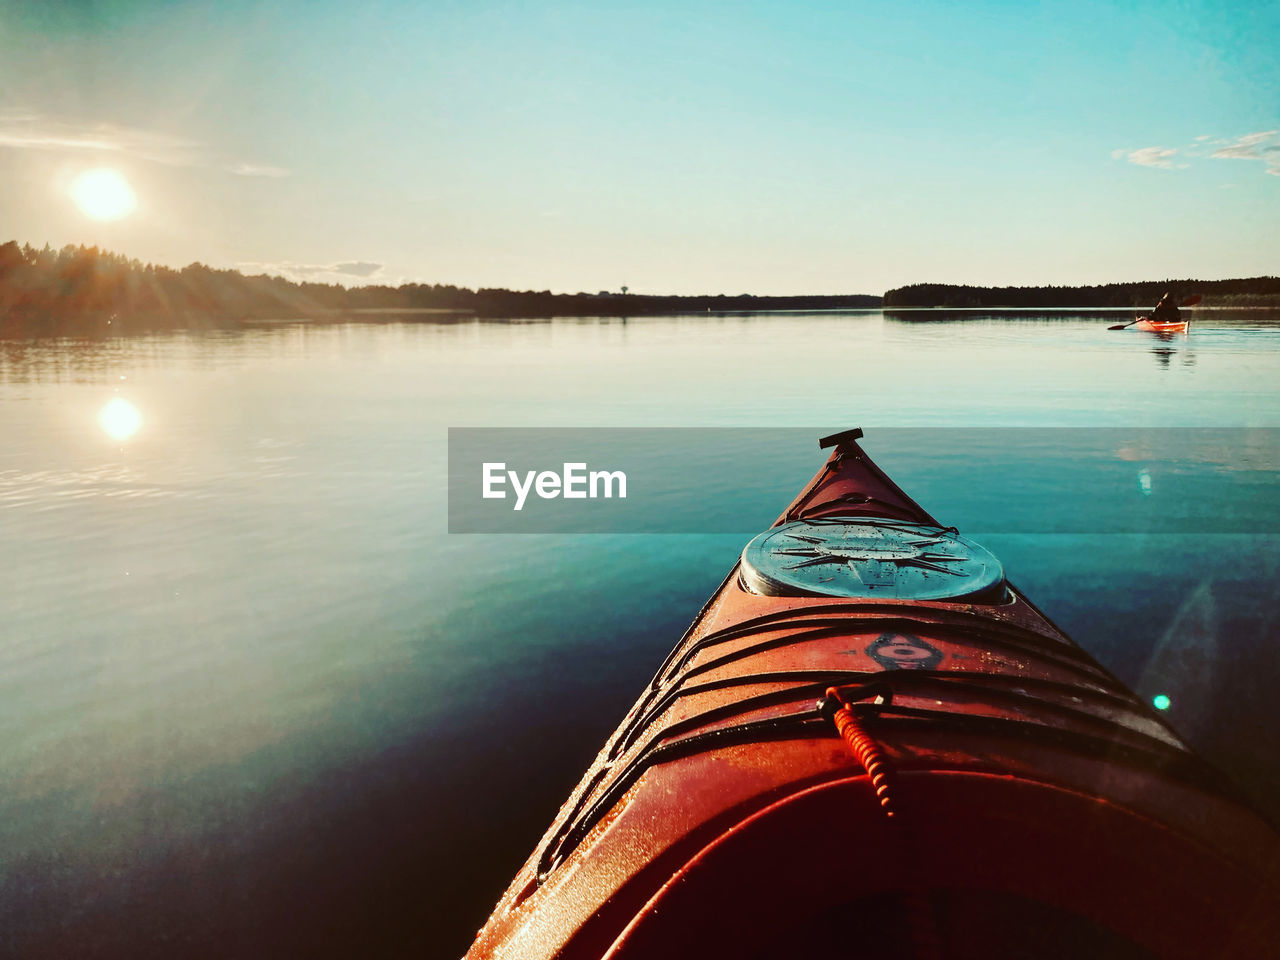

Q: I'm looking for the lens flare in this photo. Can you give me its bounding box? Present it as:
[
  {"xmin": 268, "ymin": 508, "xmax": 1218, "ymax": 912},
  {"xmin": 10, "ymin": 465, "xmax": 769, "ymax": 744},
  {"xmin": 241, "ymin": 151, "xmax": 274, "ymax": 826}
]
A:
[
  {"xmin": 1152, "ymin": 694, "xmax": 1171, "ymax": 711},
  {"xmin": 99, "ymin": 397, "xmax": 142, "ymax": 440},
  {"xmin": 70, "ymin": 168, "xmax": 137, "ymax": 221}
]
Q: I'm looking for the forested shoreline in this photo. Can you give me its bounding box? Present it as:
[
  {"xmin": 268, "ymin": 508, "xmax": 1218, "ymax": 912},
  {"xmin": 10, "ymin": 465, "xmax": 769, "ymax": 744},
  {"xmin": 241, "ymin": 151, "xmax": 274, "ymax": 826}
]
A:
[
  {"xmin": 0, "ymin": 241, "xmax": 878, "ymax": 334},
  {"xmin": 883, "ymin": 277, "xmax": 1280, "ymax": 308},
  {"xmin": 3, "ymin": 239, "xmax": 1279, "ymax": 335}
]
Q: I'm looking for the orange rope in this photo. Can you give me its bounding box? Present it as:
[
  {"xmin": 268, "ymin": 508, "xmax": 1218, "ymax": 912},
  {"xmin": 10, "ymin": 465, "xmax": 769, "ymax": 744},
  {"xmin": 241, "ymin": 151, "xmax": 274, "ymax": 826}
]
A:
[
  {"xmin": 823, "ymin": 686, "xmax": 943, "ymax": 960},
  {"xmin": 825, "ymin": 686, "xmax": 897, "ymax": 818}
]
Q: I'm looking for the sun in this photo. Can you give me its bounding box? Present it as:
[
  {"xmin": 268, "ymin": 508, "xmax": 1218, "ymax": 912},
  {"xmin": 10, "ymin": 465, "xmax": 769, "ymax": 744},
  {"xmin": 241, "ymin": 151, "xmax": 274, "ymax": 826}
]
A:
[{"xmin": 70, "ymin": 168, "xmax": 138, "ymax": 221}]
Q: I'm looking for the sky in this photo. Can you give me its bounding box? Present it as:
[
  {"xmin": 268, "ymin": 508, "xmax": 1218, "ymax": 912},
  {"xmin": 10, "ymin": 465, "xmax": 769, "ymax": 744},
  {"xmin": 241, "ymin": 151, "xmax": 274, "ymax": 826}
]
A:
[{"xmin": 0, "ymin": 0, "xmax": 1276, "ymax": 295}]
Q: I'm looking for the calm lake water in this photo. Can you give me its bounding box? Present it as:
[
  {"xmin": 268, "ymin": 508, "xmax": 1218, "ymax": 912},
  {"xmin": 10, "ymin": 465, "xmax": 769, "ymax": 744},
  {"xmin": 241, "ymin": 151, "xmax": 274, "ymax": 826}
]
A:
[{"xmin": 3, "ymin": 309, "xmax": 1279, "ymax": 958}]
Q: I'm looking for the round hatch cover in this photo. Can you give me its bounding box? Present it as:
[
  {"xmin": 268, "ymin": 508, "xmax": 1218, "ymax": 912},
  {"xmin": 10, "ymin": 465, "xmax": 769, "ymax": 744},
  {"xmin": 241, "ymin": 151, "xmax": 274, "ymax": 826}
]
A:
[{"xmin": 740, "ymin": 517, "xmax": 1005, "ymax": 602}]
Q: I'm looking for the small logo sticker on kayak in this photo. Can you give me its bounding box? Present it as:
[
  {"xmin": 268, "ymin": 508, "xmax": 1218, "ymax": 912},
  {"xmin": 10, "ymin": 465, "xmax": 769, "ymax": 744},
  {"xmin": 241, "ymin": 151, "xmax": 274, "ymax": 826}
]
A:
[{"xmin": 865, "ymin": 633, "xmax": 942, "ymax": 671}]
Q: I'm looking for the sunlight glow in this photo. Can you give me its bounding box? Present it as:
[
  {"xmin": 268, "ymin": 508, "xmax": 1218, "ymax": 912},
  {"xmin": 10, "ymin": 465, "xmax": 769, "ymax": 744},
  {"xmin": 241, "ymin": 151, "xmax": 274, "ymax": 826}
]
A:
[
  {"xmin": 99, "ymin": 397, "xmax": 142, "ymax": 440},
  {"xmin": 70, "ymin": 168, "xmax": 137, "ymax": 221}
]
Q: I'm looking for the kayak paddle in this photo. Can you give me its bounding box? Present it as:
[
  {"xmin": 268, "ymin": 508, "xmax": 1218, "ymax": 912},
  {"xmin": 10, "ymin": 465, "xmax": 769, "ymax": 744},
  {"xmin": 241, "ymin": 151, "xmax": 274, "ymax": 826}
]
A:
[{"xmin": 1108, "ymin": 293, "xmax": 1202, "ymax": 330}]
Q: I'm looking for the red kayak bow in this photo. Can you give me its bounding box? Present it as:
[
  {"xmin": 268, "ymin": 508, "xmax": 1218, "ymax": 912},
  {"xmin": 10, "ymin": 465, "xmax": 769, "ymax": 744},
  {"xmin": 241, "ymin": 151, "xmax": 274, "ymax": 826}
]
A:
[{"xmin": 466, "ymin": 429, "xmax": 1280, "ymax": 960}]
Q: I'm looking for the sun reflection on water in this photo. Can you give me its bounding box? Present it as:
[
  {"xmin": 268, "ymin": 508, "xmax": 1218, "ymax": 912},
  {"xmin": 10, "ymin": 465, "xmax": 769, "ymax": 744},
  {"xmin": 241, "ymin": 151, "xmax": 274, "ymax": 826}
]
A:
[{"xmin": 99, "ymin": 397, "xmax": 142, "ymax": 440}]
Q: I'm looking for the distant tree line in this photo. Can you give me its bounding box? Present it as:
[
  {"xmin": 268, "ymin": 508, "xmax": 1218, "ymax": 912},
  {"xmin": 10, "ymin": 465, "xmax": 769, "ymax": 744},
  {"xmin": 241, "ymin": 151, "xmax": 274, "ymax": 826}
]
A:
[
  {"xmin": 7, "ymin": 240, "xmax": 1277, "ymax": 335},
  {"xmin": 883, "ymin": 277, "xmax": 1280, "ymax": 308},
  {"xmin": 0, "ymin": 240, "xmax": 880, "ymax": 334}
]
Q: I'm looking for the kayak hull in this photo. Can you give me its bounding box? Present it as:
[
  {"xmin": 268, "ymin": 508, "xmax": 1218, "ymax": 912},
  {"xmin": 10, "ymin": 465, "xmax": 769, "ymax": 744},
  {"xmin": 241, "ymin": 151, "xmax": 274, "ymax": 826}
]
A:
[
  {"xmin": 466, "ymin": 430, "xmax": 1280, "ymax": 959},
  {"xmin": 1134, "ymin": 316, "xmax": 1190, "ymax": 332}
]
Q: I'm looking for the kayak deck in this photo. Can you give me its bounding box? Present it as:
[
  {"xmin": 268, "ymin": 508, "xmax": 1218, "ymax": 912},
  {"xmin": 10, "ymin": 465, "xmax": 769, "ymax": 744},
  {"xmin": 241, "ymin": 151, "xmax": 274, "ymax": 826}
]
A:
[{"xmin": 466, "ymin": 429, "xmax": 1280, "ymax": 960}]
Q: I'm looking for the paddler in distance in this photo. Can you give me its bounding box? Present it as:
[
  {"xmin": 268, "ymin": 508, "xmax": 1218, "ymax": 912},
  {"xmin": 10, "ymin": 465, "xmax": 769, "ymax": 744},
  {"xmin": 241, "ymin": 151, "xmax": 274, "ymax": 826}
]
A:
[
  {"xmin": 1150, "ymin": 291, "xmax": 1182, "ymax": 324},
  {"xmin": 1108, "ymin": 291, "xmax": 1199, "ymax": 329}
]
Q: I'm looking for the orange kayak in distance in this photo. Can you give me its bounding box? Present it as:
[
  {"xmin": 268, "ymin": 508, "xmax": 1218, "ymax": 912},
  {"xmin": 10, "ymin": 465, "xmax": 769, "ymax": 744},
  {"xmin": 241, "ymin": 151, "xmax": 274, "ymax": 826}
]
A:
[
  {"xmin": 1134, "ymin": 316, "xmax": 1190, "ymax": 332},
  {"xmin": 466, "ymin": 428, "xmax": 1280, "ymax": 960}
]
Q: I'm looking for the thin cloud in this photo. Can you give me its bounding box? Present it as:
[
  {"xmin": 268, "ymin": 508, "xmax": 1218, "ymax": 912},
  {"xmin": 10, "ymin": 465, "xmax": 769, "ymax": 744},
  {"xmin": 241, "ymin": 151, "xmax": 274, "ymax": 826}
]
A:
[
  {"xmin": 227, "ymin": 162, "xmax": 291, "ymax": 178},
  {"xmin": 330, "ymin": 261, "xmax": 382, "ymax": 277},
  {"xmin": 1125, "ymin": 146, "xmax": 1181, "ymax": 169},
  {"xmin": 1208, "ymin": 130, "xmax": 1280, "ymax": 177},
  {"xmin": 1117, "ymin": 129, "xmax": 1280, "ymax": 176},
  {"xmin": 0, "ymin": 112, "xmax": 288, "ymax": 177},
  {"xmin": 0, "ymin": 112, "xmax": 199, "ymax": 165},
  {"xmin": 1209, "ymin": 129, "xmax": 1279, "ymax": 159},
  {"xmin": 241, "ymin": 260, "xmax": 386, "ymax": 283}
]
